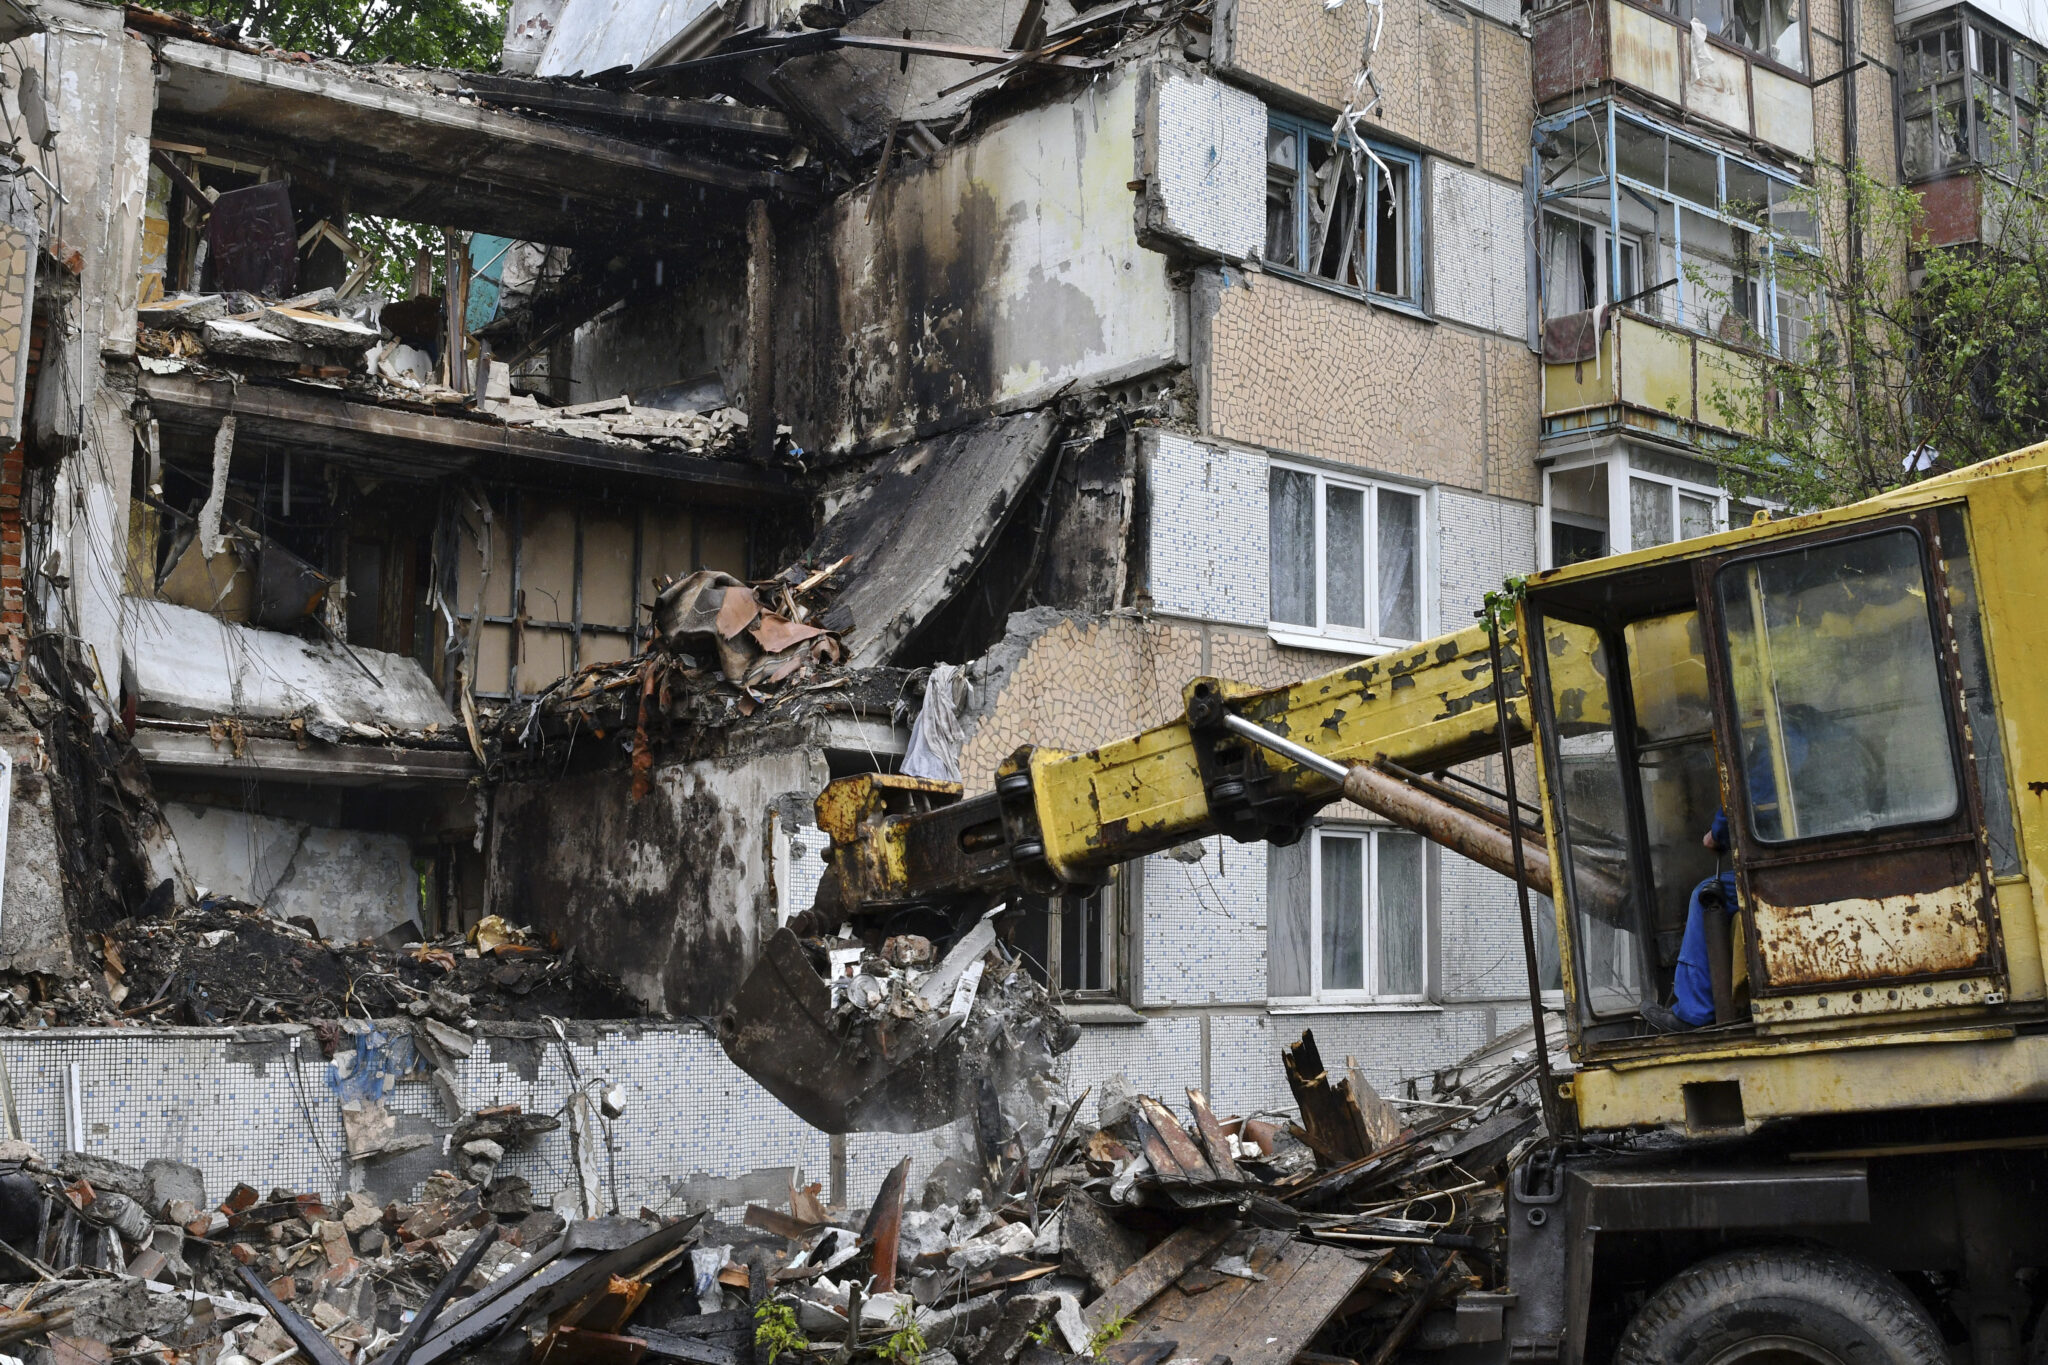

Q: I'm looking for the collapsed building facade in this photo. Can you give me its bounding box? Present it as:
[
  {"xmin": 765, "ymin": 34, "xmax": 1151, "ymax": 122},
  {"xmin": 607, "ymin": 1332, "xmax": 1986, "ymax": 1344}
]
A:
[{"xmin": 0, "ymin": 0, "xmax": 1936, "ymax": 1223}]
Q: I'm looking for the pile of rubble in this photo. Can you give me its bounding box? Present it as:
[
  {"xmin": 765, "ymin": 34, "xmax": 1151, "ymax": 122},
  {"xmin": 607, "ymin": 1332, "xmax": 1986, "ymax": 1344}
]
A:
[
  {"xmin": 0, "ymin": 906, "xmax": 639, "ymax": 1028},
  {"xmin": 500, "ymin": 557, "xmax": 880, "ymax": 758},
  {"xmin": 0, "ymin": 1025, "xmax": 1539, "ymax": 1363},
  {"xmin": 0, "ymin": 1142, "xmax": 729, "ymax": 1365},
  {"xmin": 732, "ymin": 1027, "xmax": 1540, "ymax": 1365}
]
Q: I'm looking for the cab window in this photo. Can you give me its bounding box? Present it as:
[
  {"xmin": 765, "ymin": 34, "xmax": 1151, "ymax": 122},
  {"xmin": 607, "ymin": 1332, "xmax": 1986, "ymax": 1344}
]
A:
[{"xmin": 1714, "ymin": 530, "xmax": 1960, "ymax": 842}]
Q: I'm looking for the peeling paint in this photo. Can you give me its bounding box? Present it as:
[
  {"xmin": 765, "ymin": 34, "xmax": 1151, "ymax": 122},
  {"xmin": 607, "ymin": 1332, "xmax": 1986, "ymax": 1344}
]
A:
[{"xmin": 1754, "ymin": 882, "xmax": 1990, "ymax": 988}]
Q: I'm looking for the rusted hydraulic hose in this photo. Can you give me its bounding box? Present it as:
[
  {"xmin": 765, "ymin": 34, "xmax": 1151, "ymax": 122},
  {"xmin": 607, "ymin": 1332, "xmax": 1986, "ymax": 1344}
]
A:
[{"xmin": 1217, "ymin": 714, "xmax": 1553, "ymax": 895}]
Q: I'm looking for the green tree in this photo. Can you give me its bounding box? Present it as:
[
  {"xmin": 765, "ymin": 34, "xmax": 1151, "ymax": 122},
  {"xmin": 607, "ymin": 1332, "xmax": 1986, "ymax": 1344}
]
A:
[
  {"xmin": 1703, "ymin": 136, "xmax": 2048, "ymax": 511},
  {"xmin": 173, "ymin": 0, "xmax": 506, "ymax": 68}
]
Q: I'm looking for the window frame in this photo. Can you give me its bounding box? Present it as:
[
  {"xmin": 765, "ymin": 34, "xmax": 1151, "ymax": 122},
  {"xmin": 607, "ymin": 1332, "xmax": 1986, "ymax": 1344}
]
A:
[
  {"xmin": 1902, "ymin": 13, "xmax": 2046, "ymax": 182},
  {"xmin": 1269, "ymin": 824, "xmax": 1433, "ymax": 1008},
  {"xmin": 1609, "ymin": 0, "xmax": 1809, "ymax": 82},
  {"xmin": 1536, "ymin": 103, "xmax": 1819, "ymax": 359},
  {"xmin": 1264, "ymin": 111, "xmax": 1426, "ymax": 309},
  {"xmin": 1268, "ymin": 459, "xmax": 1431, "ymax": 652},
  {"xmin": 1539, "ymin": 447, "xmax": 1774, "ymax": 570},
  {"xmin": 1012, "ymin": 865, "xmax": 1133, "ymax": 1004}
]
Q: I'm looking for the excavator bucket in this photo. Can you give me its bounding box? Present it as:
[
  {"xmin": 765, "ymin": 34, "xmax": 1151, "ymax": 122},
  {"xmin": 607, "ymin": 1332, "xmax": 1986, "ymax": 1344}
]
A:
[{"xmin": 716, "ymin": 923, "xmax": 1075, "ymax": 1134}]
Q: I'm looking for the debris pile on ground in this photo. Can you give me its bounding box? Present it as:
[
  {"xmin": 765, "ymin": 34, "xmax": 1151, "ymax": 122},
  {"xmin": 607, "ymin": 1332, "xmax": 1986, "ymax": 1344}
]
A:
[
  {"xmin": 0, "ymin": 905, "xmax": 639, "ymax": 1028},
  {"xmin": 0, "ymin": 1027, "xmax": 1539, "ymax": 1363},
  {"xmin": 728, "ymin": 1026, "xmax": 1541, "ymax": 1365},
  {"xmin": 0, "ymin": 1139, "xmax": 729, "ymax": 1365}
]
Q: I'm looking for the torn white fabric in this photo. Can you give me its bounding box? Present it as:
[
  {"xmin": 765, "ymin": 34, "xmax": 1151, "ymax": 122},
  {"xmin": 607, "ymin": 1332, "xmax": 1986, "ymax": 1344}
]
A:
[
  {"xmin": 197, "ymin": 414, "xmax": 234, "ymax": 560},
  {"xmin": 901, "ymin": 662, "xmax": 973, "ymax": 782}
]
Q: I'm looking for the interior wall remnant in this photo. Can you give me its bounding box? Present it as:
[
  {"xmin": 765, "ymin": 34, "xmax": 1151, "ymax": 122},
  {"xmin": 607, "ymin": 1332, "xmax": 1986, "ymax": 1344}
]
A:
[
  {"xmin": 486, "ymin": 744, "xmax": 828, "ymax": 1015},
  {"xmin": 126, "ymin": 599, "xmax": 456, "ymax": 730},
  {"xmin": 163, "ymin": 802, "xmax": 421, "ymax": 943},
  {"xmin": 778, "ymin": 68, "xmax": 1180, "ymax": 455},
  {"xmin": 446, "ymin": 490, "xmax": 751, "ymax": 702},
  {"xmin": 562, "ymin": 242, "xmax": 747, "ymax": 408}
]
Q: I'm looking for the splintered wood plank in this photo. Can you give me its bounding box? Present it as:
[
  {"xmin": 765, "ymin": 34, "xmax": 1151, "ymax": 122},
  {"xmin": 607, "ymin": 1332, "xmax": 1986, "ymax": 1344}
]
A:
[
  {"xmin": 1119, "ymin": 1232, "xmax": 1388, "ymax": 1365},
  {"xmin": 1137, "ymin": 1097, "xmax": 1215, "ymax": 1181},
  {"xmin": 1185, "ymin": 1088, "xmax": 1244, "ymax": 1182},
  {"xmin": 1084, "ymin": 1223, "xmax": 1237, "ymax": 1329}
]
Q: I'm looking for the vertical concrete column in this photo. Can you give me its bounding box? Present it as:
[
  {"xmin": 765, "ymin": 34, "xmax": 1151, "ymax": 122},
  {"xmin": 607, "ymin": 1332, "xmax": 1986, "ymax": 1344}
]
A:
[
  {"xmin": 746, "ymin": 199, "xmax": 775, "ymax": 467},
  {"xmin": 20, "ymin": 4, "xmax": 156, "ymax": 692}
]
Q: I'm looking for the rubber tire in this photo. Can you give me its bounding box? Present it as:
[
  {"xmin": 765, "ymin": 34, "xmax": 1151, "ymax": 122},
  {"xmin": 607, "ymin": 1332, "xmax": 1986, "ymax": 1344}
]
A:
[{"xmin": 1614, "ymin": 1246, "xmax": 1947, "ymax": 1365}]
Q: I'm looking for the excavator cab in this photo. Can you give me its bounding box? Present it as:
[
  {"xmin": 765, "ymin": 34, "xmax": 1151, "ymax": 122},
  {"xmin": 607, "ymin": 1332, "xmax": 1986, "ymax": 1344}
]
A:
[{"xmin": 1526, "ymin": 501, "xmax": 2012, "ymax": 1056}]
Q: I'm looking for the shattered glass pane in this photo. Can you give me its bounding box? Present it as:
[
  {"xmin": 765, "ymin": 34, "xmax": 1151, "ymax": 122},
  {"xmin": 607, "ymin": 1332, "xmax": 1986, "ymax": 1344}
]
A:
[
  {"xmin": 1270, "ymin": 467, "xmax": 1316, "ymax": 627},
  {"xmin": 1320, "ymin": 833, "xmax": 1365, "ymax": 992},
  {"xmin": 1266, "ymin": 125, "xmax": 1300, "ymax": 268},
  {"xmin": 1326, "ymin": 484, "xmax": 1366, "ymax": 629},
  {"xmin": 1375, "ymin": 832, "xmax": 1425, "ymax": 997},
  {"xmin": 1377, "ymin": 488, "xmax": 1421, "ymax": 640}
]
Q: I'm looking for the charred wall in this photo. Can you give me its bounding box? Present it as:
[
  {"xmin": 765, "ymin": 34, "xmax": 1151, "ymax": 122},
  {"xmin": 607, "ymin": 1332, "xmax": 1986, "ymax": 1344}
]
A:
[{"xmin": 485, "ymin": 740, "xmax": 828, "ymax": 1015}]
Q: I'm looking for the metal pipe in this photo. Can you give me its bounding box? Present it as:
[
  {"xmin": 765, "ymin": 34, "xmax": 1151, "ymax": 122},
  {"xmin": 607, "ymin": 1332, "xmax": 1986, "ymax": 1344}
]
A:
[
  {"xmin": 1485, "ymin": 621, "xmax": 1560, "ymax": 1139},
  {"xmin": 1220, "ymin": 713, "xmax": 1554, "ymax": 895}
]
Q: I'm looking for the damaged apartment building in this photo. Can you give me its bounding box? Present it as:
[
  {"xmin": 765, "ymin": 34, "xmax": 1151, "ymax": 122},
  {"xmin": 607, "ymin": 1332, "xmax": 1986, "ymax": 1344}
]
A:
[{"xmin": 0, "ymin": 0, "xmax": 1914, "ymax": 1216}]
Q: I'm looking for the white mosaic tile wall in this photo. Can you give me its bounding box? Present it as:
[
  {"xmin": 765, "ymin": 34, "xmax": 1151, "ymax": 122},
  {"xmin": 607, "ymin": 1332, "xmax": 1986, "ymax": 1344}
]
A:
[
  {"xmin": 1206, "ymin": 1008, "xmax": 1497, "ymax": 1117},
  {"xmin": 1438, "ymin": 852, "xmax": 1535, "ymax": 1003},
  {"xmin": 1146, "ymin": 433, "xmax": 1270, "ymax": 628},
  {"xmin": 1437, "ymin": 488, "xmax": 1537, "ymax": 625},
  {"xmin": 1140, "ymin": 837, "xmax": 1269, "ymax": 1007},
  {"xmin": 1146, "ymin": 67, "xmax": 1266, "ymax": 261},
  {"xmin": 1430, "ymin": 165, "xmax": 1529, "ymax": 339}
]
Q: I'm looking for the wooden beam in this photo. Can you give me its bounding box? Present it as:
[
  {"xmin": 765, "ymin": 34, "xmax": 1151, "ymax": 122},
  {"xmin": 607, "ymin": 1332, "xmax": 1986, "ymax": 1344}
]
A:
[{"xmin": 746, "ymin": 199, "xmax": 775, "ymax": 466}]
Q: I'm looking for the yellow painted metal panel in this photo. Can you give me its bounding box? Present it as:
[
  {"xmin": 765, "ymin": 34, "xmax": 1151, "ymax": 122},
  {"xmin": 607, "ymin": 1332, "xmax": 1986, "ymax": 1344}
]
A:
[
  {"xmin": 1998, "ymin": 880, "xmax": 2044, "ymax": 1000},
  {"xmin": 1541, "ymin": 328, "xmax": 1619, "ymax": 415},
  {"xmin": 1610, "ymin": 0, "xmax": 1682, "ymax": 105},
  {"xmin": 1572, "ymin": 1029, "xmax": 2044, "ymax": 1130},
  {"xmin": 1695, "ymin": 335, "xmax": 1758, "ymax": 433},
  {"xmin": 1616, "ymin": 315, "xmax": 1695, "ymax": 418}
]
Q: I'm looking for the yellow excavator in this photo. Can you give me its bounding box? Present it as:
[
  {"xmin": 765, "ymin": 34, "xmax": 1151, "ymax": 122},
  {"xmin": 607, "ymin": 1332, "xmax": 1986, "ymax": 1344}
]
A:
[{"xmin": 721, "ymin": 442, "xmax": 2048, "ymax": 1364}]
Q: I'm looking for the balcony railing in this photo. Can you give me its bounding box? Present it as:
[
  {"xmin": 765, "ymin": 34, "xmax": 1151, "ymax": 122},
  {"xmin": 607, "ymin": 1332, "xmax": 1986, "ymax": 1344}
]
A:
[{"xmin": 1541, "ymin": 309, "xmax": 1764, "ymax": 437}]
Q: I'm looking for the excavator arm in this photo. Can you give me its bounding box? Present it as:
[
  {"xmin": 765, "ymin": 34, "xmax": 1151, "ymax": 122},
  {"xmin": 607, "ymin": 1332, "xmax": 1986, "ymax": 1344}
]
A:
[{"xmin": 720, "ymin": 620, "xmax": 1605, "ymax": 1132}]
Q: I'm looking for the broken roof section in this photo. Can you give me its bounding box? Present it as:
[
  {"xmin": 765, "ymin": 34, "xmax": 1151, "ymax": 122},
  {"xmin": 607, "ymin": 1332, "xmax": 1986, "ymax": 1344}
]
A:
[
  {"xmin": 809, "ymin": 410, "xmax": 1059, "ymax": 668},
  {"xmin": 145, "ymin": 35, "xmax": 810, "ymax": 246}
]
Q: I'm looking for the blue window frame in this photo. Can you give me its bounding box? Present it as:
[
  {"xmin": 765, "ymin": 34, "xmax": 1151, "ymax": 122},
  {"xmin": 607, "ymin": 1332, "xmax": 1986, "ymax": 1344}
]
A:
[{"xmin": 1264, "ymin": 113, "xmax": 1423, "ymax": 307}]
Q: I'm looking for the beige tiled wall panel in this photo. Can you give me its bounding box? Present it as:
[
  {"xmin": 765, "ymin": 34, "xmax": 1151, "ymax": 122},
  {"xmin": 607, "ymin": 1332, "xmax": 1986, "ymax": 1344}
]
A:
[
  {"xmin": 1478, "ymin": 22, "xmax": 1534, "ymax": 183},
  {"xmin": 1203, "ymin": 273, "xmax": 1483, "ymax": 487},
  {"xmin": 1222, "ymin": 0, "xmax": 1480, "ymax": 165},
  {"xmin": 1486, "ymin": 342, "xmax": 1541, "ymax": 504},
  {"xmin": 958, "ymin": 616, "xmax": 1204, "ymax": 792}
]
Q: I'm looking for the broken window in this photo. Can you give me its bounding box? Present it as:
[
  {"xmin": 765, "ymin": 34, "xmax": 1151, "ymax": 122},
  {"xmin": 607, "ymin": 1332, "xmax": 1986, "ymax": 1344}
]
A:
[
  {"xmin": 1012, "ymin": 866, "xmax": 1127, "ymax": 1000},
  {"xmin": 1542, "ymin": 105, "xmax": 1817, "ymax": 353},
  {"xmin": 1904, "ymin": 16, "xmax": 2047, "ymax": 180},
  {"xmin": 1541, "ymin": 212, "xmax": 1641, "ymax": 315},
  {"xmin": 1269, "ymin": 463, "xmax": 1424, "ymax": 647},
  {"xmin": 1268, "ymin": 825, "xmax": 1427, "ymax": 1003},
  {"xmin": 1264, "ymin": 114, "xmax": 1422, "ymax": 305}
]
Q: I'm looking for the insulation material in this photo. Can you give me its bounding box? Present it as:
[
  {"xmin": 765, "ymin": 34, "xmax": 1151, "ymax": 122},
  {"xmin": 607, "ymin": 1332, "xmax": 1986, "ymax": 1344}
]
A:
[
  {"xmin": 196, "ymin": 414, "xmax": 234, "ymax": 560},
  {"xmin": 1431, "ymin": 166, "xmax": 1529, "ymax": 338},
  {"xmin": 1139, "ymin": 66, "xmax": 1266, "ymax": 262},
  {"xmin": 902, "ymin": 663, "xmax": 972, "ymax": 783}
]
